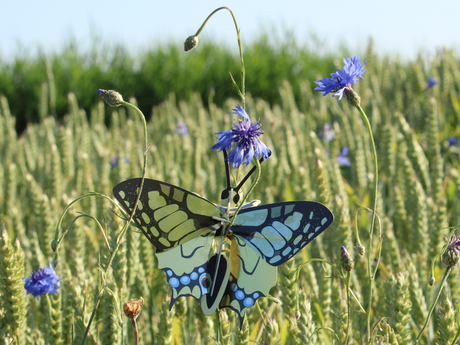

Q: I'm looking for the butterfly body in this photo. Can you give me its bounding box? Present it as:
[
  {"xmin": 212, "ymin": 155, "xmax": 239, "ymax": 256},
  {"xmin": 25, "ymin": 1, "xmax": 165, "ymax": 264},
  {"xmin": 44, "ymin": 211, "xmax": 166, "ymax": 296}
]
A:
[{"xmin": 113, "ymin": 178, "xmax": 334, "ymax": 325}]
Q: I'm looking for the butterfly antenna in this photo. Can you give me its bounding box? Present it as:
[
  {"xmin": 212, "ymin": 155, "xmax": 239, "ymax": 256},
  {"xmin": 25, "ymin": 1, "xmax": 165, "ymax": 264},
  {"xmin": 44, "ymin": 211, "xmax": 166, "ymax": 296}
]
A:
[
  {"xmin": 211, "ymin": 187, "xmax": 233, "ymax": 296},
  {"xmin": 232, "ymin": 153, "xmax": 272, "ymax": 204},
  {"xmin": 220, "ymin": 150, "xmax": 232, "ymax": 204}
]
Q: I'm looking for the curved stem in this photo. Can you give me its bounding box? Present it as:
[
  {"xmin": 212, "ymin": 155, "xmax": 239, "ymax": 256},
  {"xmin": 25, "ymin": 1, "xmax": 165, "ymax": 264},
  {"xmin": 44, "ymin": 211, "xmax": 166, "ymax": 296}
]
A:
[
  {"xmin": 294, "ymin": 258, "xmax": 366, "ymax": 315},
  {"xmin": 53, "ymin": 193, "xmax": 127, "ymax": 249},
  {"xmin": 356, "ymin": 104, "xmax": 379, "ymax": 341},
  {"xmin": 194, "ymin": 7, "xmax": 245, "ymax": 107},
  {"xmin": 58, "ymin": 214, "xmax": 111, "ymax": 252},
  {"xmin": 353, "ymin": 207, "xmax": 365, "ymax": 248},
  {"xmin": 295, "ymin": 258, "xmax": 343, "ymax": 283},
  {"xmin": 80, "ymin": 100, "xmax": 149, "ymax": 344},
  {"xmin": 415, "ymin": 266, "xmax": 453, "ymax": 343},
  {"xmin": 114, "ymin": 100, "xmax": 148, "ymax": 246},
  {"xmin": 295, "ymin": 258, "xmax": 338, "ymax": 314}
]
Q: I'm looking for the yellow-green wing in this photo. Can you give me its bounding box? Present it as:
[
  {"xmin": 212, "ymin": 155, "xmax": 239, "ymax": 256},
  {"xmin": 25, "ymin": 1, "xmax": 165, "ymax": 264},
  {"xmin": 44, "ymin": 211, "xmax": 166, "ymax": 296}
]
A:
[
  {"xmin": 156, "ymin": 232, "xmax": 214, "ymax": 309},
  {"xmin": 113, "ymin": 178, "xmax": 222, "ymax": 251},
  {"xmin": 220, "ymin": 235, "xmax": 277, "ymax": 328}
]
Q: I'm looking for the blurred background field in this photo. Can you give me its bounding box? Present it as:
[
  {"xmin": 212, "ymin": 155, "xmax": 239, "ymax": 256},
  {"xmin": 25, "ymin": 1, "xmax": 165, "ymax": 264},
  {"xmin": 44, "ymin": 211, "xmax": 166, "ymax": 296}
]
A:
[{"xmin": 1, "ymin": 36, "xmax": 460, "ymax": 344}]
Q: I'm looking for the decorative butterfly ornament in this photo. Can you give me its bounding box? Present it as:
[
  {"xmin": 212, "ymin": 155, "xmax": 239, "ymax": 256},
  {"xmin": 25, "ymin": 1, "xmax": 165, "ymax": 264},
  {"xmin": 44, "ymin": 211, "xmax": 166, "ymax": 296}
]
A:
[{"xmin": 113, "ymin": 157, "xmax": 334, "ymax": 327}]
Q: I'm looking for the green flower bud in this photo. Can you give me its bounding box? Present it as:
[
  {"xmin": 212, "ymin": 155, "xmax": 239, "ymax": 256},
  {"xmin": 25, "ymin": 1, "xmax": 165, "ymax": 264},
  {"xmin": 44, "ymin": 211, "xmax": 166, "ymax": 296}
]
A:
[
  {"xmin": 344, "ymin": 86, "xmax": 361, "ymax": 107},
  {"xmin": 51, "ymin": 239, "xmax": 58, "ymax": 252},
  {"xmin": 355, "ymin": 244, "xmax": 365, "ymax": 256},
  {"xmin": 97, "ymin": 89, "xmax": 123, "ymax": 107},
  {"xmin": 442, "ymin": 247, "xmax": 460, "ymax": 267},
  {"xmin": 428, "ymin": 277, "xmax": 436, "ymax": 286},
  {"xmin": 340, "ymin": 246, "xmax": 355, "ymax": 272},
  {"xmin": 442, "ymin": 234, "xmax": 460, "ymax": 267},
  {"xmin": 184, "ymin": 35, "xmax": 199, "ymax": 52}
]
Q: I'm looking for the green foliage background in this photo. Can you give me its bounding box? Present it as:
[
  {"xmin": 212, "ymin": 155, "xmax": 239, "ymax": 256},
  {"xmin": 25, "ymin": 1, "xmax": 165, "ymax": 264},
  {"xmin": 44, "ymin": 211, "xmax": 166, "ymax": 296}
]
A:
[
  {"xmin": 1, "ymin": 37, "xmax": 460, "ymax": 344},
  {"xmin": 1, "ymin": 35, "xmax": 347, "ymax": 133}
]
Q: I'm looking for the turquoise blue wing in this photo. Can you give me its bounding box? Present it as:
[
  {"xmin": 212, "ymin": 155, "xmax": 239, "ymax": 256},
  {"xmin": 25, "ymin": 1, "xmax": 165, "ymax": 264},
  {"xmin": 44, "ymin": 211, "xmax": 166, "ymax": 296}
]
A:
[
  {"xmin": 113, "ymin": 178, "xmax": 222, "ymax": 251},
  {"xmin": 231, "ymin": 201, "xmax": 334, "ymax": 266}
]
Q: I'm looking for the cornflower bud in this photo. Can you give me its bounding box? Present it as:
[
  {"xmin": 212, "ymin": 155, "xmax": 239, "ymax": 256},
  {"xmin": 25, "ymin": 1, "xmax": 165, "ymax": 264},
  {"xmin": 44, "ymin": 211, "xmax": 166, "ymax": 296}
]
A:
[
  {"xmin": 51, "ymin": 239, "xmax": 58, "ymax": 252},
  {"xmin": 184, "ymin": 35, "xmax": 199, "ymax": 51},
  {"xmin": 97, "ymin": 89, "xmax": 123, "ymax": 107},
  {"xmin": 344, "ymin": 85, "xmax": 361, "ymax": 107},
  {"xmin": 442, "ymin": 234, "xmax": 460, "ymax": 267},
  {"xmin": 340, "ymin": 246, "xmax": 355, "ymax": 272},
  {"xmin": 355, "ymin": 244, "xmax": 365, "ymax": 256}
]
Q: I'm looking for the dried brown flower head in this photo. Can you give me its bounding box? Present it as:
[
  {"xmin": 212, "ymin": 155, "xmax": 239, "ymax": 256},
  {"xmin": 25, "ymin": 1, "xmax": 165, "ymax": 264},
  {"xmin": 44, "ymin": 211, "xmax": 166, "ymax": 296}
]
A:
[{"xmin": 123, "ymin": 297, "xmax": 144, "ymax": 321}]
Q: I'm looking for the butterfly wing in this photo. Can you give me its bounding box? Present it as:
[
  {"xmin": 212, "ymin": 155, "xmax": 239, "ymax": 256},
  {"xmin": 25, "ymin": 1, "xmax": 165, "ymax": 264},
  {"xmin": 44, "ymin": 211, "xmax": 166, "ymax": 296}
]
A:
[
  {"xmin": 231, "ymin": 201, "xmax": 334, "ymax": 266},
  {"xmin": 113, "ymin": 178, "xmax": 222, "ymax": 251},
  {"xmin": 220, "ymin": 235, "xmax": 277, "ymax": 328},
  {"xmin": 156, "ymin": 232, "xmax": 215, "ymax": 309}
]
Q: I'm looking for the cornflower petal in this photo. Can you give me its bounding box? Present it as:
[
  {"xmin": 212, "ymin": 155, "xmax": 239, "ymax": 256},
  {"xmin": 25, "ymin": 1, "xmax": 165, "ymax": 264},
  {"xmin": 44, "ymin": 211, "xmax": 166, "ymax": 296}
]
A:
[
  {"xmin": 175, "ymin": 120, "xmax": 188, "ymax": 135},
  {"xmin": 23, "ymin": 262, "xmax": 61, "ymax": 299},
  {"xmin": 319, "ymin": 123, "xmax": 335, "ymax": 144},
  {"xmin": 448, "ymin": 136, "xmax": 458, "ymax": 147},
  {"xmin": 244, "ymin": 144, "xmax": 255, "ymax": 166},
  {"xmin": 212, "ymin": 130, "xmax": 234, "ymax": 151},
  {"xmin": 337, "ymin": 147, "xmax": 352, "ymax": 167},
  {"xmin": 427, "ymin": 76, "xmax": 438, "ymax": 89},
  {"xmin": 228, "ymin": 143, "xmax": 245, "ymax": 168},
  {"xmin": 232, "ymin": 104, "xmax": 250, "ymax": 121},
  {"xmin": 314, "ymin": 56, "xmax": 367, "ymax": 99},
  {"xmin": 213, "ymin": 105, "xmax": 271, "ymax": 168},
  {"xmin": 314, "ymin": 77, "xmax": 340, "ymax": 96},
  {"xmin": 254, "ymin": 138, "xmax": 271, "ymax": 161}
]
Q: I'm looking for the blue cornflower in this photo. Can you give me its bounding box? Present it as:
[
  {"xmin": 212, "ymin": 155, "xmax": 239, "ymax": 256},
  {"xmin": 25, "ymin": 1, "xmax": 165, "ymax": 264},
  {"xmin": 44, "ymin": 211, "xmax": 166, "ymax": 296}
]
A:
[
  {"xmin": 337, "ymin": 147, "xmax": 352, "ymax": 167},
  {"xmin": 448, "ymin": 136, "xmax": 457, "ymax": 147},
  {"xmin": 319, "ymin": 123, "xmax": 335, "ymax": 144},
  {"xmin": 212, "ymin": 105, "xmax": 271, "ymax": 168},
  {"xmin": 314, "ymin": 57, "xmax": 367, "ymax": 100},
  {"xmin": 110, "ymin": 156, "xmax": 130, "ymax": 169},
  {"xmin": 23, "ymin": 262, "xmax": 61, "ymax": 299},
  {"xmin": 110, "ymin": 156, "xmax": 118, "ymax": 169},
  {"xmin": 175, "ymin": 120, "xmax": 188, "ymax": 135},
  {"xmin": 427, "ymin": 76, "xmax": 438, "ymax": 89}
]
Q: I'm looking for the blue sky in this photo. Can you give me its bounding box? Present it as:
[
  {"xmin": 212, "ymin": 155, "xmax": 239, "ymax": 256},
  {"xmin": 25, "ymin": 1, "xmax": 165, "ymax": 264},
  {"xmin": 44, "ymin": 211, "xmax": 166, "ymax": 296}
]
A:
[{"xmin": 2, "ymin": 1, "xmax": 459, "ymax": 60}]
